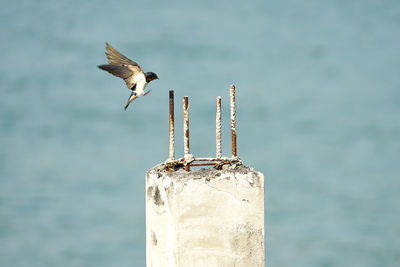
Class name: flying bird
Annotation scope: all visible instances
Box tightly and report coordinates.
[98,43,158,110]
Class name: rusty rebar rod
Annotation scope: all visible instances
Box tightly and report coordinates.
[169,157,236,162]
[168,90,175,161]
[216,96,222,159]
[190,162,217,167]
[230,84,237,157]
[163,156,242,171]
[183,96,190,171]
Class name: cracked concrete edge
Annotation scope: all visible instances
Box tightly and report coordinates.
[146,163,264,189]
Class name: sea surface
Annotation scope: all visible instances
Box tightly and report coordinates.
[1,0,400,266]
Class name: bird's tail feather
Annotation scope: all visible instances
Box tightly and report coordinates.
[124,92,138,110]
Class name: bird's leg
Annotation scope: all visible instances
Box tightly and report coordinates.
[144,90,152,96]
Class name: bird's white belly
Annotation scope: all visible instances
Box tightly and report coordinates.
[133,72,147,96]
[136,82,148,96]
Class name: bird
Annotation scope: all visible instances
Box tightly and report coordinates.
[98,42,158,110]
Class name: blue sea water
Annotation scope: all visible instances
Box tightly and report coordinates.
[1,0,400,266]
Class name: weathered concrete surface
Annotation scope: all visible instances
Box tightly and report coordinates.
[146,164,264,267]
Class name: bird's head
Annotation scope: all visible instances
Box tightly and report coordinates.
[145,72,159,83]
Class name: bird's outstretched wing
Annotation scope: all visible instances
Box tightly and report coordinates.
[97,64,140,90]
[105,43,142,71]
[97,64,132,79]
[99,43,146,90]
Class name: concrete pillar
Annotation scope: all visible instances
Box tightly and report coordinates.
[146,164,265,267]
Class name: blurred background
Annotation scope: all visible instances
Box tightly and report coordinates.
[1,0,399,266]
